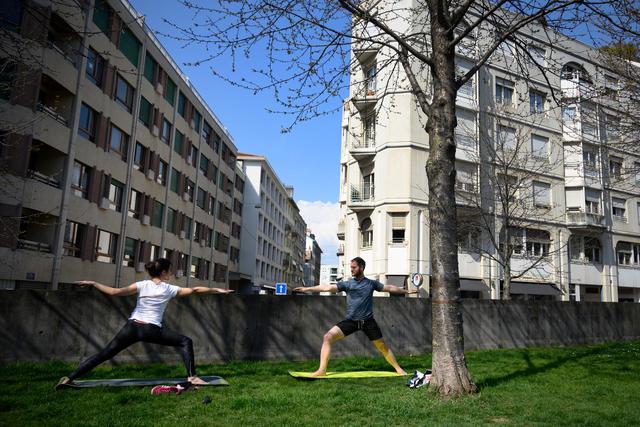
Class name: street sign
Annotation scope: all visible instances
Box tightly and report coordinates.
[275,283,287,295]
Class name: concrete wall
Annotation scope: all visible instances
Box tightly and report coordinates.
[1,291,640,364]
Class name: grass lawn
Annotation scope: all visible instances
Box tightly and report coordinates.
[1,341,639,426]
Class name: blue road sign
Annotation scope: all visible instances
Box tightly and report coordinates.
[275,283,287,295]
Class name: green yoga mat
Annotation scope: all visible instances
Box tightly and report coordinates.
[289,371,403,379]
[61,375,228,388]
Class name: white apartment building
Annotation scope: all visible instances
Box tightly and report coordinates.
[238,154,306,293]
[337,9,640,302]
[320,264,339,285]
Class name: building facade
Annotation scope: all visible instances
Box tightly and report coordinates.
[319,264,339,285]
[0,0,243,289]
[337,11,640,302]
[238,154,306,293]
[303,230,322,286]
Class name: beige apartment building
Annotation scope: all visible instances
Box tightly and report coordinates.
[337,9,640,302]
[237,153,306,293]
[0,0,244,290]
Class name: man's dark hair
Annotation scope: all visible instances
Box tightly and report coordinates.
[351,257,366,269]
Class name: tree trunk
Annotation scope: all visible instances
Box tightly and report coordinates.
[427,19,476,397]
[502,264,512,301]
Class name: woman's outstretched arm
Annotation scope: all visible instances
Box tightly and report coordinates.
[74,281,138,296]
[176,287,235,297]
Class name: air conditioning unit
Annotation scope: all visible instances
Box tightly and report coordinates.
[135,262,145,272]
[151,124,159,136]
[141,215,150,225]
[176,269,184,278]
[186,155,192,165]
[155,82,164,95]
[200,239,206,247]
[146,169,155,180]
[99,197,110,210]
[179,230,186,239]
[182,192,190,202]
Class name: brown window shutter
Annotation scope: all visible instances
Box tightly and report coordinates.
[183,138,191,160]
[147,197,156,220]
[5,134,32,177]
[152,63,160,87]
[11,65,41,110]
[170,250,179,268]
[102,64,115,96]
[80,224,97,261]
[146,151,156,174]
[141,147,150,175]
[20,2,50,42]
[153,153,160,174]
[137,193,146,220]
[143,194,151,216]
[95,115,108,150]
[153,107,161,129]
[103,119,112,152]
[109,13,122,46]
[0,203,21,250]
[175,211,183,233]
[87,169,103,203]
[102,173,112,199]
[206,162,214,180]
[161,70,168,96]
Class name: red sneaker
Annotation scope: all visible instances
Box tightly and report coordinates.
[151,384,186,395]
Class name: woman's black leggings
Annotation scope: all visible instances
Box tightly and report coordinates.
[68,320,196,380]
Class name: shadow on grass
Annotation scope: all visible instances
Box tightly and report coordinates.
[476,342,629,390]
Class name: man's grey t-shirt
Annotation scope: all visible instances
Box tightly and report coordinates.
[336,277,384,321]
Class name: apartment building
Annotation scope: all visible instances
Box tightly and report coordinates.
[237,154,306,293]
[319,264,339,286]
[337,11,640,302]
[303,230,322,286]
[0,0,243,289]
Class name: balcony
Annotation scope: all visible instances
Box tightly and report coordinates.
[27,140,65,188]
[17,209,57,254]
[336,244,344,256]
[350,138,376,160]
[349,184,375,211]
[336,220,345,239]
[351,84,378,112]
[561,74,596,100]
[566,210,606,229]
[37,74,74,127]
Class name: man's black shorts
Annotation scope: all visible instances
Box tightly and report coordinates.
[336,317,383,341]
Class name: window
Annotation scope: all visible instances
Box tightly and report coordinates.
[527,46,546,66]
[128,188,141,218]
[190,257,200,278]
[612,197,626,221]
[186,179,195,202]
[86,48,104,85]
[199,155,209,176]
[166,208,176,233]
[96,229,117,263]
[208,195,216,215]
[498,125,516,151]
[170,168,180,193]
[363,113,375,147]
[532,181,551,207]
[390,213,406,243]
[203,121,212,145]
[118,26,140,67]
[138,96,151,127]
[156,159,167,186]
[165,78,176,106]
[108,179,124,212]
[456,59,473,99]
[609,156,622,179]
[525,229,550,257]
[63,221,83,257]
[455,109,476,149]
[71,161,90,198]
[160,118,171,143]
[183,216,192,236]
[177,92,186,117]
[109,125,128,159]
[531,135,549,158]
[604,115,620,142]
[497,39,515,57]
[584,237,601,263]
[456,162,476,192]
[495,78,514,105]
[174,130,184,155]
[123,237,136,267]
[638,202,640,225]
[360,218,373,248]
[585,190,600,214]
[192,110,202,132]
[78,103,97,141]
[93,0,110,34]
[144,52,156,83]
[133,142,145,170]
[196,187,206,210]
[365,63,376,94]
[189,146,198,168]
[604,75,619,100]
[529,91,545,113]
[0,62,15,100]
[150,244,161,261]
[562,106,576,123]
[0,0,23,33]
[617,242,632,265]
[115,75,134,111]
[583,150,597,177]
[152,201,164,228]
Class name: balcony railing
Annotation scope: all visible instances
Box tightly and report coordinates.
[350,184,374,203]
[17,239,52,253]
[566,211,605,228]
[37,103,68,126]
[27,169,61,188]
